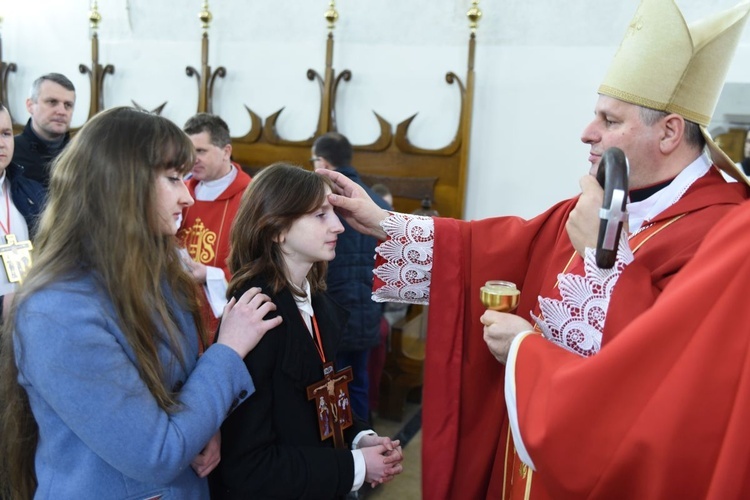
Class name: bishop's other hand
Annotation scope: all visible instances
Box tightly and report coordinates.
[480,310,534,364]
[566,175,605,256]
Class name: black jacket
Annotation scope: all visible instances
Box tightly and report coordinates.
[13,118,70,188]
[5,161,46,238]
[212,277,369,500]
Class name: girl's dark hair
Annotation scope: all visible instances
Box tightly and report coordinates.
[227,163,334,298]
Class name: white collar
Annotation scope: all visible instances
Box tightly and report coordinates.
[194,164,237,201]
[294,279,314,318]
[627,152,711,233]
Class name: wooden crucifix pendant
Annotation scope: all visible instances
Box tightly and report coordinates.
[306,362,354,449]
[0,234,33,284]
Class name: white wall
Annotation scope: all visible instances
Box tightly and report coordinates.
[3,0,749,219]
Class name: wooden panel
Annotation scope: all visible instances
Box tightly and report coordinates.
[715,128,748,163]
[2,7,478,221]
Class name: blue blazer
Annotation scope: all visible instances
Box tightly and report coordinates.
[14,273,254,499]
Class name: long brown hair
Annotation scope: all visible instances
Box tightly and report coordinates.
[0,107,205,499]
[227,163,333,299]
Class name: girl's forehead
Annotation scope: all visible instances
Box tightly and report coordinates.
[320,191,334,208]
[314,186,333,207]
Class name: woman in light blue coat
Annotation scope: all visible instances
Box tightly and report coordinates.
[0,107,282,500]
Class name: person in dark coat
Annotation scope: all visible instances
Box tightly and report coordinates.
[311,132,390,423]
[0,103,46,317]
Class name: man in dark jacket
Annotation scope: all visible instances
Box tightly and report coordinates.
[311,132,390,424]
[0,104,46,317]
[13,73,76,189]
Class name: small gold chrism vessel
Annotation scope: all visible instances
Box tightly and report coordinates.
[480,280,520,312]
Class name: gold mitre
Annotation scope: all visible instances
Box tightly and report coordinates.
[599,0,750,183]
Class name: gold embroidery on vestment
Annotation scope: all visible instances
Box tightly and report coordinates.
[185,218,217,264]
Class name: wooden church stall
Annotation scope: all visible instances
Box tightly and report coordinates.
[0,0,481,219]
[0,0,484,421]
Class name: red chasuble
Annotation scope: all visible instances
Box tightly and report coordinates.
[509,198,750,499]
[420,167,748,499]
[177,164,251,332]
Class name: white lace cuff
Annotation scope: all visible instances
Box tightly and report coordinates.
[532,234,634,357]
[372,212,434,305]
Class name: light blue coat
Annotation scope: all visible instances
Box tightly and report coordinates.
[14,274,254,499]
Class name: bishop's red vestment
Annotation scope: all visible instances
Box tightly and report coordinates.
[418,167,747,499]
[506,197,750,499]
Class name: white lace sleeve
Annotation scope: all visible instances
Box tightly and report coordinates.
[531,233,634,357]
[372,212,434,305]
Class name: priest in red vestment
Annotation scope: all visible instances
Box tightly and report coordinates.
[177,113,252,336]
[487,197,750,499]
[317,0,750,497]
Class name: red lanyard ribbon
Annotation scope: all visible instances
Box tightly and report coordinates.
[309,314,326,363]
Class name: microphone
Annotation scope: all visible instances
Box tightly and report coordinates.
[595,147,629,269]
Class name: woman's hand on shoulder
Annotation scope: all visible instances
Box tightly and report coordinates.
[216,287,282,358]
